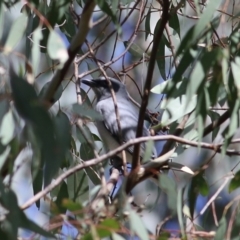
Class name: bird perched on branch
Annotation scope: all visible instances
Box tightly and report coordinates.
[81,77,157,166]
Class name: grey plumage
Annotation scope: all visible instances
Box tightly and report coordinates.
[81,77,156,164]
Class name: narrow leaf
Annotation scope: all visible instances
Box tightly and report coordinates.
[129,210,149,240]
[47,30,68,67]
[4,14,28,52]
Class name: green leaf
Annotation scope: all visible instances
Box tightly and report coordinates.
[111,233,125,240]
[151,78,188,97]
[67,164,89,203]
[47,29,68,67]
[230,211,240,239]
[223,100,240,139]
[54,110,71,157]
[0,110,15,145]
[9,66,38,120]
[95,0,121,34]
[32,27,43,76]
[159,174,177,212]
[123,41,147,59]
[154,19,169,80]
[0,137,20,181]
[129,210,149,240]
[80,143,101,185]
[111,0,118,13]
[176,0,222,55]
[39,81,63,104]
[177,189,185,238]
[231,57,240,95]
[187,61,205,102]
[121,0,134,4]
[166,50,194,96]
[62,11,76,41]
[55,181,69,213]
[0,100,9,123]
[142,140,154,163]
[193,0,222,45]
[169,12,180,38]
[9,67,62,186]
[208,110,220,141]
[32,170,43,209]
[97,218,120,238]
[76,125,98,144]
[160,95,197,125]
[196,86,210,139]
[229,171,240,193]
[0,4,5,38]
[188,172,208,219]
[72,103,103,121]
[100,218,119,230]
[145,7,151,40]
[183,129,198,143]
[0,181,55,239]
[4,14,28,52]
[214,217,227,240]
[61,199,83,212]
[86,61,100,79]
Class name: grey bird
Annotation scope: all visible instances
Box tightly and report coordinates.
[81,77,157,165]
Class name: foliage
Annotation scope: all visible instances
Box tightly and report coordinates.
[0,0,240,239]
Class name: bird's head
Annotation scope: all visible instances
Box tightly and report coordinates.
[81,77,128,101]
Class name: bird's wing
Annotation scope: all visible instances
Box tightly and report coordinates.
[99,100,156,160]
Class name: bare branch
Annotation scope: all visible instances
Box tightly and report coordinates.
[21,135,240,210]
[131,0,170,170]
[42,0,96,105]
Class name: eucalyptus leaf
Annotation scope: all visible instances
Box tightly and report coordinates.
[169,12,180,38]
[154,19,169,80]
[9,66,63,186]
[145,7,151,40]
[229,170,240,193]
[4,14,28,52]
[55,181,69,213]
[129,210,149,240]
[123,41,148,59]
[72,103,103,121]
[160,95,197,125]
[47,30,68,67]
[39,81,63,104]
[32,27,43,76]
[0,111,15,145]
[159,174,177,212]
[67,164,89,203]
[112,233,125,240]
[95,0,121,34]
[0,181,55,239]
[214,217,227,240]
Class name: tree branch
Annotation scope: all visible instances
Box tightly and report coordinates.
[42,0,96,105]
[203,110,230,137]
[131,0,170,170]
[21,135,240,209]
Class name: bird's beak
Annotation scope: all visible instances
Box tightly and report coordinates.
[81,79,95,87]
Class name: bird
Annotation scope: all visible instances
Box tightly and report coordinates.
[81,77,157,166]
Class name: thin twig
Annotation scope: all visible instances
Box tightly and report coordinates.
[76,0,141,65]
[226,202,239,240]
[200,175,233,215]
[203,110,230,137]
[211,201,218,227]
